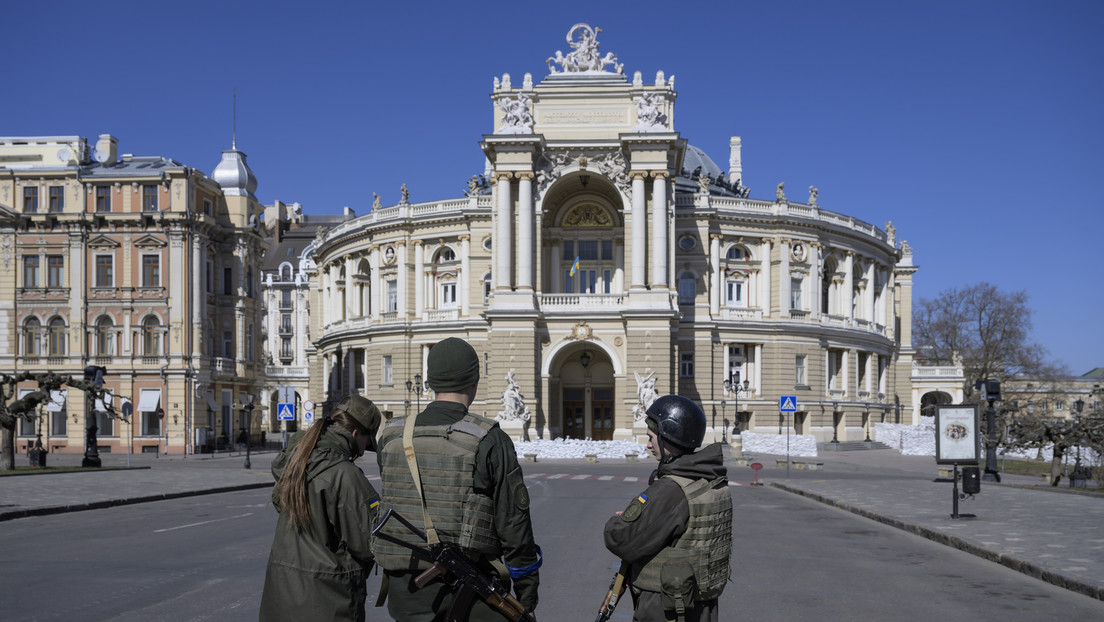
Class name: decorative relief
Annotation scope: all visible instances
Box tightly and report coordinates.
[791,242,808,263]
[633,92,668,133]
[496,92,534,135]
[546,24,623,75]
[563,204,613,227]
[569,321,592,340]
[536,149,628,194]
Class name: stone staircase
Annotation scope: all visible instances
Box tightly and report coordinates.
[818,440,892,452]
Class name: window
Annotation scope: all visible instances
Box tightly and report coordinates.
[23,186,38,213]
[23,255,40,288]
[727,345,746,386]
[142,255,160,287]
[796,355,807,386]
[206,261,213,293]
[439,282,457,308]
[50,394,67,437]
[281,288,292,308]
[142,184,158,212]
[95,255,113,287]
[139,390,162,437]
[828,350,844,390]
[24,318,42,356]
[386,281,398,312]
[678,235,697,251]
[725,278,746,308]
[48,318,66,356]
[281,314,292,333]
[246,324,254,361]
[280,338,292,359]
[726,246,745,260]
[222,331,234,358]
[96,317,114,356]
[223,267,233,295]
[247,268,255,298]
[203,198,212,216]
[96,186,111,212]
[676,272,694,304]
[47,255,64,288]
[483,273,492,303]
[790,277,803,310]
[561,239,614,294]
[436,248,456,262]
[383,355,393,385]
[680,352,695,377]
[143,317,162,356]
[1056,400,1065,411]
[49,186,64,212]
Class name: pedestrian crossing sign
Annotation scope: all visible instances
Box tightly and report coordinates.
[779,396,797,412]
[277,403,295,421]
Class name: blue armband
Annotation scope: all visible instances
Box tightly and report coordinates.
[507,545,543,579]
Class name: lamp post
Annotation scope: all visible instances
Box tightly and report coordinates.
[719,399,727,443]
[1074,398,1085,472]
[977,379,1001,482]
[82,365,105,468]
[406,373,423,414]
[831,402,840,444]
[725,374,750,437]
[239,394,254,469]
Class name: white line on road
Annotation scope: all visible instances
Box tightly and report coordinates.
[624,477,638,482]
[154,512,254,533]
[571,475,590,480]
[598,475,614,481]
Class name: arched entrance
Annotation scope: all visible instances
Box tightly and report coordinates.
[554,343,616,440]
[920,391,953,418]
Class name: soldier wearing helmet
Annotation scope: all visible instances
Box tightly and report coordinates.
[604,395,733,622]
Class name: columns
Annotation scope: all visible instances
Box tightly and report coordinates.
[414,240,424,319]
[650,173,668,287]
[759,239,771,315]
[844,252,854,322]
[550,239,562,292]
[495,174,513,291]
[614,241,625,293]
[813,244,824,320]
[396,242,407,317]
[460,235,471,316]
[778,239,790,317]
[517,173,534,291]
[863,260,875,322]
[754,344,763,392]
[709,234,721,315]
[844,349,853,397]
[631,173,647,289]
[344,256,356,320]
[191,235,203,355]
[369,246,380,321]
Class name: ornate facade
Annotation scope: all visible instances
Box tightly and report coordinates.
[308,26,919,443]
[0,134,266,454]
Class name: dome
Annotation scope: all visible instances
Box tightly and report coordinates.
[212,148,258,198]
[682,144,724,180]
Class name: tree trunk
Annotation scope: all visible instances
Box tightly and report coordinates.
[1,425,15,471]
[1049,446,1065,486]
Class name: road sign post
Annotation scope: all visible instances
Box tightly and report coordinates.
[780,396,797,479]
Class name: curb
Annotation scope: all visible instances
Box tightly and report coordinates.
[0,481,275,523]
[768,481,1104,602]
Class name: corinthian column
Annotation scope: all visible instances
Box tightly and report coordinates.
[414,240,424,319]
[631,173,646,289]
[460,235,471,316]
[710,234,721,315]
[517,173,534,290]
[495,173,513,291]
[650,173,668,287]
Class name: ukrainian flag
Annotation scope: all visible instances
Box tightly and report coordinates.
[569,256,580,277]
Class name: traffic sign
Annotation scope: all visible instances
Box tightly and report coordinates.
[156,408,165,420]
[304,410,314,424]
[303,400,315,412]
[779,396,797,412]
[277,403,296,421]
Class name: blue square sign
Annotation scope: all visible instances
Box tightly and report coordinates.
[277,403,296,421]
[779,396,797,412]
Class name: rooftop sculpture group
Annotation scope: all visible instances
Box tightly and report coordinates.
[547,24,623,75]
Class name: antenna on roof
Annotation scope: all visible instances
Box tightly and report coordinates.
[232,88,237,149]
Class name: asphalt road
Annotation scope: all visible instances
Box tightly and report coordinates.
[3,461,1103,621]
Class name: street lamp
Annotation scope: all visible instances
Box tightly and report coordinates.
[406,373,423,414]
[719,399,727,443]
[239,394,254,470]
[831,401,840,444]
[724,374,750,437]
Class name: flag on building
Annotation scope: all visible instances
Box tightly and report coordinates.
[570,256,580,276]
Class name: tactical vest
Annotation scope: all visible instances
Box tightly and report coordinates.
[373,412,502,571]
[632,474,733,602]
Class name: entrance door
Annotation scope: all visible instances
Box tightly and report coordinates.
[591,403,613,440]
[563,400,585,439]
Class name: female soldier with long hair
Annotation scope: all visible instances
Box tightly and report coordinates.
[259,395,382,622]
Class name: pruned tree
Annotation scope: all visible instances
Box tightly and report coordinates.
[1007,415,1078,486]
[0,371,117,471]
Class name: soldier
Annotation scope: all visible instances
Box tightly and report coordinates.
[604,395,733,622]
[373,337,541,620]
[260,394,383,622]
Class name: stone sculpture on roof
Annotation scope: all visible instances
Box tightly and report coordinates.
[547,24,623,75]
[633,91,668,132]
[497,92,534,134]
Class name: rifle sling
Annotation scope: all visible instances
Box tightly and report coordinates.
[402,411,441,546]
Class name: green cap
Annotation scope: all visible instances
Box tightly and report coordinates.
[427,337,480,393]
[335,395,381,451]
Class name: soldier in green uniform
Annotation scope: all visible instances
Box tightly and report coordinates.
[373,337,541,620]
[604,395,733,622]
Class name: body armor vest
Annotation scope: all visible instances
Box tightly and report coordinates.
[373,413,501,571]
[632,474,733,601]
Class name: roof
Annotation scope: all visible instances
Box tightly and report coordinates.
[80,156,184,177]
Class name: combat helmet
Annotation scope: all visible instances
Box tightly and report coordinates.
[645,395,706,453]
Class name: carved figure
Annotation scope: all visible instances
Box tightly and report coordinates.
[633,92,668,132]
[632,371,659,422]
[776,182,786,202]
[698,173,713,195]
[808,186,819,206]
[497,371,532,422]
[885,221,897,246]
[497,92,534,135]
[400,184,409,204]
[372,193,381,210]
[467,176,481,196]
[547,24,623,74]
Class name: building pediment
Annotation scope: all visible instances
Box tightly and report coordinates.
[87,235,120,249]
[133,235,166,249]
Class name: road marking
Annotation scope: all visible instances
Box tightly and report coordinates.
[154,512,254,533]
[598,475,614,481]
[571,475,590,480]
[624,477,639,482]
[547,474,568,479]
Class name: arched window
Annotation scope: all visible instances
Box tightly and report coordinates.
[678,272,696,304]
[280,264,292,281]
[96,316,114,356]
[143,316,162,357]
[483,273,492,304]
[48,317,66,356]
[726,246,746,260]
[24,317,42,356]
[435,247,456,263]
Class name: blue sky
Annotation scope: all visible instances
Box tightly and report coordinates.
[5,1,1102,374]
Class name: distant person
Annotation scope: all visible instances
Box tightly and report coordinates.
[604,395,733,622]
[259,395,383,622]
[373,337,541,620]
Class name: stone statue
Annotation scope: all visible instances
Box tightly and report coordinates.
[497,371,532,422]
[497,92,534,135]
[467,175,480,197]
[633,92,668,132]
[372,193,381,210]
[400,184,409,204]
[808,186,819,206]
[900,240,912,254]
[698,173,713,195]
[632,371,658,422]
[885,221,896,246]
[547,23,623,74]
[776,182,786,202]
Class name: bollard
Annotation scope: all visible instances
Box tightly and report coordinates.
[524,454,538,463]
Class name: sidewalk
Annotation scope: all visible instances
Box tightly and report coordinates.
[739,448,1104,601]
[2,446,1102,602]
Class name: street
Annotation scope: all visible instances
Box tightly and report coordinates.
[2,460,1103,621]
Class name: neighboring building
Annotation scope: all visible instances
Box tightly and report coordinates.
[308,25,919,443]
[1003,371,1104,421]
[0,134,265,454]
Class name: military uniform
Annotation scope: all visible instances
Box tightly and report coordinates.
[604,443,732,622]
[259,425,381,622]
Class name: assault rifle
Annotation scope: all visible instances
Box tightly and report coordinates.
[372,508,536,622]
[594,561,628,622]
